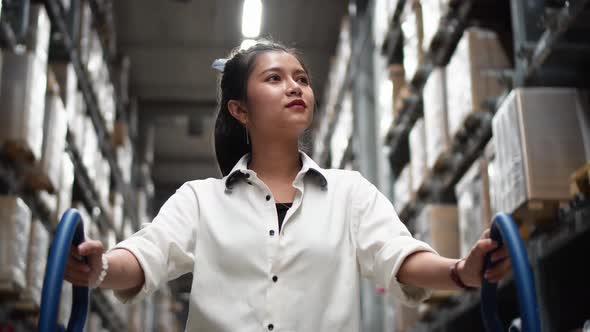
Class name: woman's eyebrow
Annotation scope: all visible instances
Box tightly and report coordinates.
[258,67,308,77]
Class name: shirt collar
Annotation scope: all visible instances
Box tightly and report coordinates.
[224,150,328,190]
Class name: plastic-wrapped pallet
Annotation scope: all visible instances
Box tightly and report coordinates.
[25,5,50,66]
[446,28,510,139]
[421,0,447,51]
[50,62,78,117]
[401,0,424,82]
[394,165,412,213]
[58,283,72,327]
[423,67,450,170]
[409,118,427,194]
[55,152,75,226]
[492,88,588,216]
[39,86,68,192]
[0,196,32,294]
[0,51,47,162]
[414,204,459,258]
[455,159,492,257]
[23,219,49,309]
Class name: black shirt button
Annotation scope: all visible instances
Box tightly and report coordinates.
[265,195,271,201]
[272,276,278,282]
[268,324,274,331]
[269,230,275,236]
[245,173,250,178]
[247,181,252,185]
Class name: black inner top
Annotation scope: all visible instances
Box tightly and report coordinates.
[275,203,293,232]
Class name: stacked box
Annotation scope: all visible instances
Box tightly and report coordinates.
[50,62,78,117]
[421,0,447,50]
[0,197,32,293]
[455,159,492,257]
[401,0,424,81]
[415,204,459,258]
[25,5,51,66]
[423,67,450,170]
[446,28,510,139]
[0,52,48,162]
[23,219,49,308]
[55,152,75,225]
[492,88,588,215]
[394,165,412,213]
[409,118,427,193]
[39,90,68,192]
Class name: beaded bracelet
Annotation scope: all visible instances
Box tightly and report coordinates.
[450,259,475,290]
[90,254,109,289]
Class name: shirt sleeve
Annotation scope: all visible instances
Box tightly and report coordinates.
[351,172,438,306]
[110,182,198,304]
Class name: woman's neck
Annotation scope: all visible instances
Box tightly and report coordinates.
[248,140,301,182]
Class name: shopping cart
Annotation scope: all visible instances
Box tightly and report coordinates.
[37,209,89,332]
[481,213,541,332]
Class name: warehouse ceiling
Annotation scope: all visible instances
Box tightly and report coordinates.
[113,0,347,206]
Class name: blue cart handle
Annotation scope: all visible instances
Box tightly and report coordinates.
[480,213,541,332]
[38,209,89,332]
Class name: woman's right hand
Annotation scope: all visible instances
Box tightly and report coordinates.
[64,239,105,287]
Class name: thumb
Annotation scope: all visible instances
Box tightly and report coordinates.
[473,238,499,257]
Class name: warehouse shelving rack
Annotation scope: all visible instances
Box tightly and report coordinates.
[376,0,590,331]
[0,0,133,330]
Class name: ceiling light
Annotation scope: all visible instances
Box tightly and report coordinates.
[240,39,257,50]
[242,0,262,38]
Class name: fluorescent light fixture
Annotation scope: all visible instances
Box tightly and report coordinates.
[240,39,257,50]
[242,0,262,38]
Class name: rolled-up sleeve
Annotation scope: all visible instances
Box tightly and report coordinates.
[351,172,437,306]
[110,182,198,304]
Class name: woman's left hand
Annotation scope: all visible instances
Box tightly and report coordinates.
[458,229,512,288]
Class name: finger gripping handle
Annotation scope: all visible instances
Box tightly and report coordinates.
[38,209,89,332]
[480,213,540,332]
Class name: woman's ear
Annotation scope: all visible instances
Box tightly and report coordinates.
[227,100,248,126]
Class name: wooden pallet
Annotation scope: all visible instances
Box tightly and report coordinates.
[570,163,590,196]
[512,199,568,239]
[1,140,37,164]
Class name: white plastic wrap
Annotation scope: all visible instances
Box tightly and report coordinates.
[40,92,68,192]
[0,51,47,161]
[51,62,78,117]
[421,0,446,50]
[394,165,412,213]
[455,160,490,257]
[414,204,459,258]
[492,88,588,214]
[401,0,423,82]
[0,196,32,292]
[423,67,450,170]
[446,28,510,139]
[26,5,50,65]
[56,152,75,225]
[25,219,49,307]
[409,118,427,193]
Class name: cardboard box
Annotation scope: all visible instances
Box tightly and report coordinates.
[23,219,49,308]
[0,52,47,162]
[26,5,50,65]
[446,28,510,139]
[455,159,492,257]
[409,118,427,193]
[39,92,68,192]
[401,0,424,82]
[423,67,450,170]
[421,0,447,50]
[415,204,459,258]
[394,166,413,213]
[0,196,32,293]
[492,88,588,214]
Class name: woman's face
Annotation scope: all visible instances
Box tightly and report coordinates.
[244,51,315,140]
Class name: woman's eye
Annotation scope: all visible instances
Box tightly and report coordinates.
[296,76,309,85]
[266,75,280,82]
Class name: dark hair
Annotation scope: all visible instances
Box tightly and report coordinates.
[214,40,313,176]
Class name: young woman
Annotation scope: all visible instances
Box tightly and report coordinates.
[65,41,511,331]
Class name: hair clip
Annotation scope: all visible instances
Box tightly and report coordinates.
[211,58,228,73]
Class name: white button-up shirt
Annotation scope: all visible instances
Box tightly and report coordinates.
[112,151,436,332]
